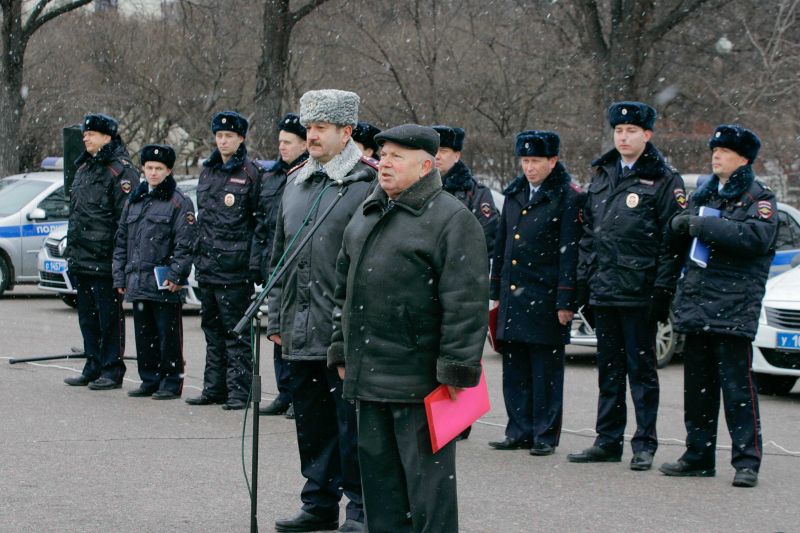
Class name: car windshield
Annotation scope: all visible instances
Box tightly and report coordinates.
[0,179,52,216]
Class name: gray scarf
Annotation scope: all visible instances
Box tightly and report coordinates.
[294,138,363,184]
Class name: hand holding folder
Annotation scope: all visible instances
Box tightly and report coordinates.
[424,368,490,453]
[689,206,721,268]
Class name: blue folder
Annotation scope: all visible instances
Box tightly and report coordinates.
[153,266,188,290]
[689,206,721,268]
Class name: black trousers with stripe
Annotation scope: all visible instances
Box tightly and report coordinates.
[132,300,184,394]
[74,274,126,382]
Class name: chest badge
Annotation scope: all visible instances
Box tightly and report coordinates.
[626,193,639,208]
[224,193,235,207]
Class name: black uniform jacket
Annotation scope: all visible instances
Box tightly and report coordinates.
[65,139,140,277]
[577,142,686,306]
[670,165,777,340]
[252,152,308,279]
[327,169,488,403]
[442,160,499,262]
[193,144,262,285]
[112,175,197,303]
[490,163,586,345]
[266,151,377,361]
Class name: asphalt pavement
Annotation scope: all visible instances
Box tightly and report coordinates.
[2,286,799,532]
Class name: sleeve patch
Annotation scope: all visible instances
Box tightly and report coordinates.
[120,179,132,193]
[757,201,773,219]
[480,202,493,218]
[186,212,196,225]
[673,188,687,209]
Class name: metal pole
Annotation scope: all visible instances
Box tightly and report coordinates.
[251,313,262,533]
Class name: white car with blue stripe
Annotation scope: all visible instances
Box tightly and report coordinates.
[0,171,69,296]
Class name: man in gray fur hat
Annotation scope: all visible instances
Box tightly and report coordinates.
[267,89,376,533]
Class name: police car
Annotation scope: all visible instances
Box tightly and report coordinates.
[0,170,70,297]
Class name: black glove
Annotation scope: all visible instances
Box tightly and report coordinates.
[649,288,673,324]
[249,269,265,286]
[670,215,690,235]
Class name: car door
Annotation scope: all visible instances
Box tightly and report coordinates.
[21,185,69,279]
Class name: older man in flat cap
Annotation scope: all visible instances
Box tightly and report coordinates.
[328,124,488,532]
[267,89,376,533]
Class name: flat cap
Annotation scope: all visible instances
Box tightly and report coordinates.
[375,124,440,157]
[140,144,176,169]
[709,124,761,163]
[431,125,465,151]
[81,113,119,137]
[299,89,359,127]
[608,101,657,130]
[515,130,560,157]
[278,113,306,140]
[212,111,248,137]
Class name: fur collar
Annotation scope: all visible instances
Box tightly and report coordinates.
[442,160,474,192]
[503,161,571,201]
[204,143,248,173]
[130,174,177,203]
[592,142,670,180]
[270,152,308,174]
[692,164,755,205]
[294,139,362,184]
[74,138,129,168]
[363,169,443,216]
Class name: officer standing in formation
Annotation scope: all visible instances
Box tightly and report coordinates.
[113,144,197,399]
[352,121,381,161]
[185,111,263,411]
[433,124,499,262]
[328,124,488,532]
[489,130,585,456]
[64,113,139,390]
[570,102,686,470]
[660,125,776,488]
[267,90,376,533]
[255,112,308,418]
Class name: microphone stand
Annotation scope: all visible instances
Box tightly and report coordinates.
[233,184,350,533]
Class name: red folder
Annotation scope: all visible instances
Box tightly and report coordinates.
[488,305,499,352]
[424,369,491,453]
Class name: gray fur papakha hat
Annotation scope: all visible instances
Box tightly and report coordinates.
[299,89,359,127]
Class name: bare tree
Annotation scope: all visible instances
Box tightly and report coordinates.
[0,0,93,174]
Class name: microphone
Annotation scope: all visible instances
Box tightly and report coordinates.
[334,169,374,186]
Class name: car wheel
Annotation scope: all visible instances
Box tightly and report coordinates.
[0,255,10,297]
[655,315,676,368]
[59,293,78,308]
[754,373,797,396]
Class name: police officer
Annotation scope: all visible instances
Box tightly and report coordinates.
[185,111,263,411]
[569,102,686,470]
[660,125,775,488]
[113,144,196,399]
[352,121,381,161]
[64,113,139,390]
[255,113,308,417]
[488,131,585,456]
[432,124,499,262]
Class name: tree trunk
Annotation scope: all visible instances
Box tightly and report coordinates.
[0,0,25,176]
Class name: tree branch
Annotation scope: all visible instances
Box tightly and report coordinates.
[23,0,93,40]
[648,0,713,45]
[291,0,331,25]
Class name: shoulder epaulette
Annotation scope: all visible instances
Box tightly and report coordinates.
[288,160,308,174]
[360,156,379,170]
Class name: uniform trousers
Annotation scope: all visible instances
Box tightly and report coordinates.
[290,361,363,522]
[198,283,252,402]
[502,342,564,447]
[132,300,184,394]
[357,400,458,533]
[681,333,762,471]
[74,274,126,382]
[273,343,292,404]
[593,305,659,455]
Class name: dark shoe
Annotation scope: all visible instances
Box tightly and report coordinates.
[221,398,247,410]
[567,446,621,463]
[88,377,122,390]
[338,518,365,532]
[530,443,555,456]
[630,451,654,471]
[127,386,155,397]
[274,509,338,532]
[488,437,531,450]
[285,404,295,419]
[152,390,180,400]
[733,468,758,488]
[659,459,715,477]
[64,375,92,386]
[258,398,289,416]
[185,395,226,406]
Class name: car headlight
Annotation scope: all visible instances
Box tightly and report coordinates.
[58,238,67,256]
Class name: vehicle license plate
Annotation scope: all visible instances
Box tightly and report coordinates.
[44,260,67,273]
[776,332,800,351]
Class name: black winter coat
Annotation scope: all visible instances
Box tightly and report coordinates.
[670,165,777,340]
[65,139,140,277]
[577,142,686,306]
[442,160,499,263]
[328,169,488,402]
[193,144,262,285]
[112,175,197,303]
[252,152,308,279]
[490,163,586,345]
[267,141,377,361]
